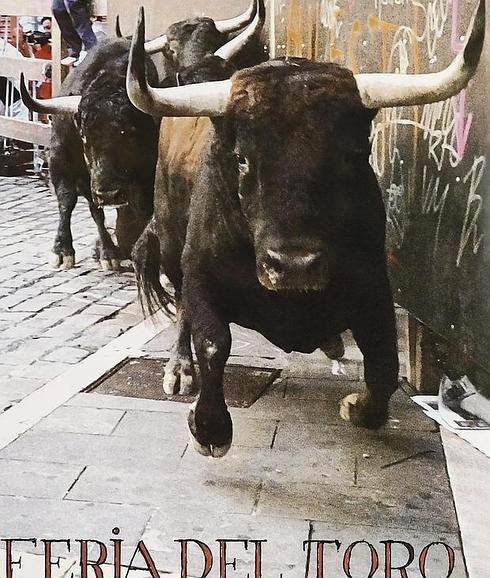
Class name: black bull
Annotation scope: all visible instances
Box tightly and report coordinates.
[132,60,398,457]
[129,0,485,458]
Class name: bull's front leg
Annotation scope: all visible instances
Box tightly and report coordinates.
[87,198,121,271]
[184,280,232,458]
[51,185,78,269]
[341,278,399,429]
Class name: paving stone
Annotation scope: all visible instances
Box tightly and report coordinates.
[65,393,190,414]
[0,495,152,548]
[81,303,121,317]
[0,430,187,471]
[178,444,354,487]
[2,338,59,365]
[37,302,90,321]
[112,410,191,443]
[0,315,60,340]
[48,278,94,294]
[0,459,84,499]
[65,464,259,514]
[255,479,457,533]
[37,406,125,435]
[0,286,44,310]
[43,315,106,339]
[9,360,72,380]
[141,509,310,577]
[0,376,43,400]
[43,346,91,365]
[10,292,65,313]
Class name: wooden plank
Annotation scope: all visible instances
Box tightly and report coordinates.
[50,20,62,95]
[0,116,50,146]
[0,56,50,82]
[93,0,108,15]
[1,0,106,16]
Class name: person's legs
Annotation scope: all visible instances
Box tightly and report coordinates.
[51,0,82,56]
[65,0,97,51]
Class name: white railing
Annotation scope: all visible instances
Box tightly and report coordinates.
[0,0,107,146]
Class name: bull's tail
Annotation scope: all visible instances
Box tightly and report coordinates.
[132,224,175,318]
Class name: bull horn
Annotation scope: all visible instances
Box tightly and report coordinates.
[127,7,231,117]
[115,14,123,38]
[20,73,81,114]
[214,0,265,61]
[355,0,485,108]
[144,33,169,55]
[215,0,257,34]
[116,13,169,53]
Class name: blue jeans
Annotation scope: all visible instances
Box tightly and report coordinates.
[52,0,97,56]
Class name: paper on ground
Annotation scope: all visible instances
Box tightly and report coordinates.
[412,395,490,458]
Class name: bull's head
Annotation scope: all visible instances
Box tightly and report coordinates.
[164,0,261,69]
[115,0,259,57]
[127,0,484,292]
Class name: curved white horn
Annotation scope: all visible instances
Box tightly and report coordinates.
[115,13,168,53]
[127,7,232,117]
[215,0,257,34]
[355,0,485,108]
[215,0,265,61]
[144,34,169,55]
[20,73,81,115]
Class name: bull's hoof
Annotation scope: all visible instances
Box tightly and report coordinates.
[190,435,232,458]
[163,356,194,395]
[340,392,388,429]
[50,252,75,270]
[99,258,121,271]
[187,403,232,459]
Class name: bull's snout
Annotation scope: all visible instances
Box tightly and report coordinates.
[93,189,128,208]
[257,245,328,292]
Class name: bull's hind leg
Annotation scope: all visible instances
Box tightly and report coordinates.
[87,198,121,271]
[340,279,399,429]
[184,280,232,458]
[163,300,194,396]
[322,334,345,360]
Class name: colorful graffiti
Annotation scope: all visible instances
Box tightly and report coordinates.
[270,0,486,270]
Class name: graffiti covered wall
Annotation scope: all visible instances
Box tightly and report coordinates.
[270,0,489,387]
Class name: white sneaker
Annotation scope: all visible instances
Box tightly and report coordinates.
[73,51,87,67]
[60,55,77,66]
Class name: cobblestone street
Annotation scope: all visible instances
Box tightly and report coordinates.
[0,176,142,413]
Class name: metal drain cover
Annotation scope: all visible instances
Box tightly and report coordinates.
[90,358,280,408]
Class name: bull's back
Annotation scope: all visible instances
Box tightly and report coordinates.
[159,117,211,183]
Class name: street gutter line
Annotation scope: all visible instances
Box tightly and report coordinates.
[0,310,171,451]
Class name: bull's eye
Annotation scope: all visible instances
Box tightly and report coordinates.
[120,130,125,136]
[235,153,249,175]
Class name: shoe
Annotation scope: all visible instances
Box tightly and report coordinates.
[73,51,87,67]
[61,55,78,66]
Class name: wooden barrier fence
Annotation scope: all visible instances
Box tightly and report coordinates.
[0,0,107,146]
